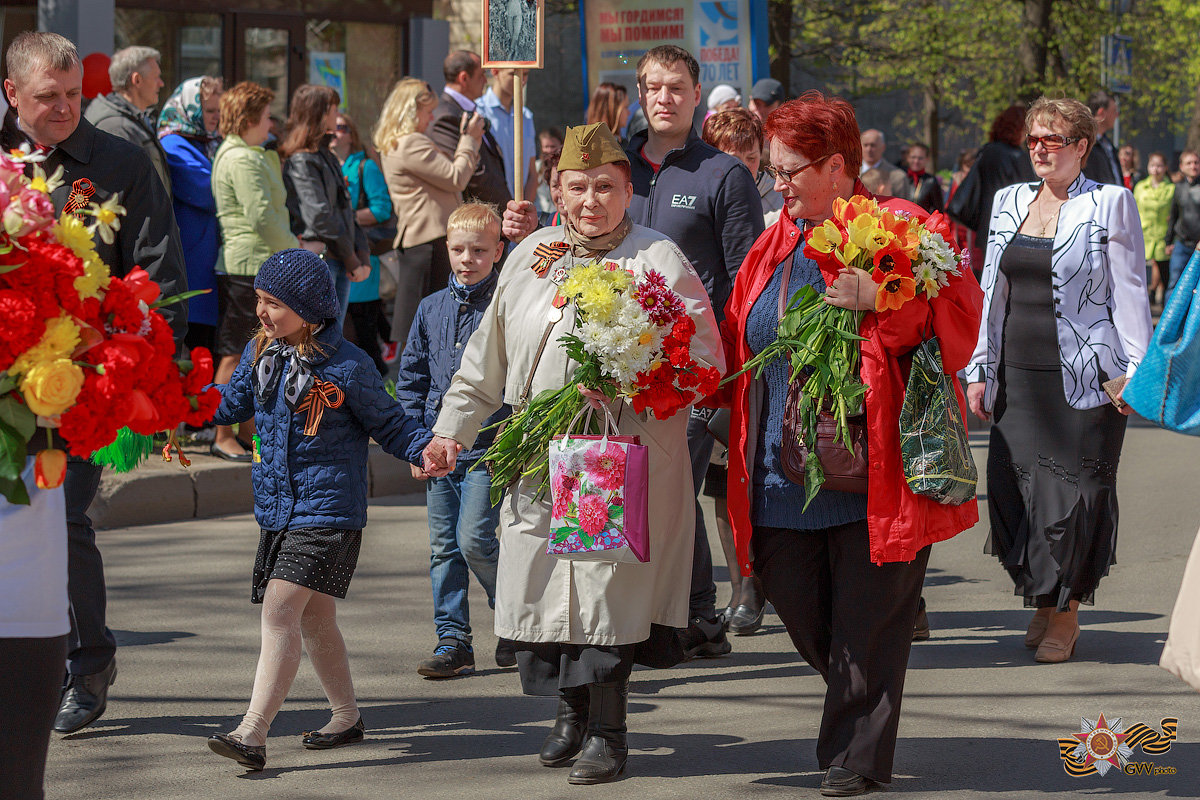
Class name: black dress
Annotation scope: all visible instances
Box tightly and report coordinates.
[986,234,1127,611]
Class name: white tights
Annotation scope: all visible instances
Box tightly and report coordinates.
[230,579,359,746]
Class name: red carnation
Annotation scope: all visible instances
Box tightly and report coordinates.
[0,289,44,371]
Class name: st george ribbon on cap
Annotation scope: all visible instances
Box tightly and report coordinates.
[558,122,630,172]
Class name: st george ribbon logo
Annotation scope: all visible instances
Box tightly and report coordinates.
[1057,713,1178,777]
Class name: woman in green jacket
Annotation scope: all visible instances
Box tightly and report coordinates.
[1134,152,1176,307]
[210,81,300,460]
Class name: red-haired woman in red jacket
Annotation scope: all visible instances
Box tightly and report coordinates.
[717,92,983,797]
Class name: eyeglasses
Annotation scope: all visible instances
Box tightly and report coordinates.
[335,123,349,132]
[764,154,832,183]
[1026,134,1080,151]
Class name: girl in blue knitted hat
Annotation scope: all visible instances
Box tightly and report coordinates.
[205,248,433,771]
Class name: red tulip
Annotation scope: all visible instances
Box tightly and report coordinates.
[35,448,67,489]
[123,267,161,306]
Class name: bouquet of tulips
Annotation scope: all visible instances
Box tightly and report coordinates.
[0,149,220,504]
[736,195,963,503]
[482,261,719,505]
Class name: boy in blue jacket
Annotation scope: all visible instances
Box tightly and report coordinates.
[206,249,431,771]
[397,203,513,678]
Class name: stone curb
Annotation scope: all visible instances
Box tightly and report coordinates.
[90,443,426,529]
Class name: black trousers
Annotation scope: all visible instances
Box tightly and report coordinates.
[753,520,929,784]
[0,635,68,800]
[345,298,389,376]
[686,411,717,620]
[64,457,115,676]
[391,238,451,351]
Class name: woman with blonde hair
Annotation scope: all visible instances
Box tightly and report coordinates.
[374,77,485,346]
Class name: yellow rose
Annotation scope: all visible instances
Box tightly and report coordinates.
[21,359,84,417]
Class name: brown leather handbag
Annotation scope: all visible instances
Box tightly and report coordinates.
[776,263,869,493]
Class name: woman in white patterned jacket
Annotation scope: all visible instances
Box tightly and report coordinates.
[966,97,1152,665]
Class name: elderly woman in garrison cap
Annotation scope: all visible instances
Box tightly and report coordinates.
[423,123,723,785]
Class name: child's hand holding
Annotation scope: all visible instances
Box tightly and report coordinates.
[410,463,429,481]
[423,435,462,477]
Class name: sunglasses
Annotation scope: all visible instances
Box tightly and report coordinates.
[335,123,350,132]
[764,153,833,183]
[1026,134,1080,151]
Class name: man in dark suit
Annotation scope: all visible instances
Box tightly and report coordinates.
[1083,89,1123,186]
[428,50,511,209]
[2,31,186,735]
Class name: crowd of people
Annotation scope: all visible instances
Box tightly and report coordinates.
[0,26,1194,800]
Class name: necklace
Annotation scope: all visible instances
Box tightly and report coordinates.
[1035,190,1066,237]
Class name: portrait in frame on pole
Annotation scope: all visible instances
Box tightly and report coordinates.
[482,0,544,68]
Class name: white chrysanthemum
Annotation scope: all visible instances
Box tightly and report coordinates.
[915,227,960,298]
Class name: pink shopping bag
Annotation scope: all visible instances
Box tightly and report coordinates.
[547,406,650,563]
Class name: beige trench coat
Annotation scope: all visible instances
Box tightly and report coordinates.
[433,224,724,646]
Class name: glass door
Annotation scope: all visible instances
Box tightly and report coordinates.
[228,13,305,118]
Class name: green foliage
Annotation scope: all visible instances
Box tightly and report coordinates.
[781,0,1199,149]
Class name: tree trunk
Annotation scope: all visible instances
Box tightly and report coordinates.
[1189,80,1200,155]
[769,0,793,94]
[924,85,940,168]
[1017,0,1053,100]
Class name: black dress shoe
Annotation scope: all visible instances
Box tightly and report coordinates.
[820,766,877,797]
[912,596,931,642]
[302,717,365,750]
[208,732,266,770]
[54,660,117,733]
[728,602,765,635]
[210,443,252,462]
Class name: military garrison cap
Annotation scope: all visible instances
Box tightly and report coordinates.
[558,122,630,172]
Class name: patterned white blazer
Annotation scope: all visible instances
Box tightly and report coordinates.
[966,173,1153,411]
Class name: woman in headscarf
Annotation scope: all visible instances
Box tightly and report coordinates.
[423,123,722,785]
[158,75,223,351]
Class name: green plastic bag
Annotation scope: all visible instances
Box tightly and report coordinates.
[899,337,977,505]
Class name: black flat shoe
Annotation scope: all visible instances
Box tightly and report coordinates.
[208,732,266,771]
[302,717,365,750]
[820,766,877,797]
[210,443,252,462]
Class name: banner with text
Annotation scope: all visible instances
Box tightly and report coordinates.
[583,0,756,103]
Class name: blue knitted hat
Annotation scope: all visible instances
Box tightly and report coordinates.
[254,249,340,324]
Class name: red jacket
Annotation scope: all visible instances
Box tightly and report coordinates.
[718,190,984,573]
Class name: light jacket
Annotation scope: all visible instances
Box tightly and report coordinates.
[967,174,1153,411]
[212,134,298,276]
[1134,176,1175,262]
[380,131,480,249]
[719,191,984,570]
[84,92,172,199]
[211,324,428,531]
[432,224,724,645]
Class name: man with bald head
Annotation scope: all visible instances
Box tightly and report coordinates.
[2,30,186,736]
[860,128,904,193]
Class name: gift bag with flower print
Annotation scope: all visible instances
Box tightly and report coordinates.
[547,407,650,563]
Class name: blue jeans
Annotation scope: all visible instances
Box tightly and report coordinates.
[326,257,351,324]
[1165,240,1196,306]
[426,465,500,644]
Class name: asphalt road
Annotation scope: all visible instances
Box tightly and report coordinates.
[43,418,1200,799]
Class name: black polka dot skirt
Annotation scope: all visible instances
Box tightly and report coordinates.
[251,527,362,603]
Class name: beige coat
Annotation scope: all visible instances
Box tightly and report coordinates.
[434,224,724,645]
[380,131,480,249]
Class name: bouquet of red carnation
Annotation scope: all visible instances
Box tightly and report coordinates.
[0,150,220,504]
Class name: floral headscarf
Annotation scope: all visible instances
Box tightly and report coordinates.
[157,77,220,151]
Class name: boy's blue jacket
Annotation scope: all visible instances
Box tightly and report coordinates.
[396,270,510,466]
[212,323,429,531]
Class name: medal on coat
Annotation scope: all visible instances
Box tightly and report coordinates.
[548,290,568,322]
[531,241,569,277]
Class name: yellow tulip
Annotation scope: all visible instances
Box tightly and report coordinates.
[807,219,846,253]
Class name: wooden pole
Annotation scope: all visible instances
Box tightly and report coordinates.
[513,72,524,203]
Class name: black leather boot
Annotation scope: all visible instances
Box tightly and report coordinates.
[567,680,628,784]
[539,685,590,766]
